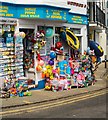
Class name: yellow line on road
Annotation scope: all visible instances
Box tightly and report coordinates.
[23,101,33,104]
[28,91,107,113]
[1,89,107,116]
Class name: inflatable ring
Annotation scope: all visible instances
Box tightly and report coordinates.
[60,28,79,50]
[66,28,79,50]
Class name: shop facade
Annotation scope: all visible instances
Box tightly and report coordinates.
[0,0,88,92]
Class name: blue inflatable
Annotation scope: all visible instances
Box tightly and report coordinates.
[60,28,66,41]
[89,41,104,57]
[45,28,54,38]
[50,51,56,59]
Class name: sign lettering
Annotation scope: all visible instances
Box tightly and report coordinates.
[20,7,40,18]
[0,5,14,17]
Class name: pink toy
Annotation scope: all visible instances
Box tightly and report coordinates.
[71,69,74,75]
[38,60,44,66]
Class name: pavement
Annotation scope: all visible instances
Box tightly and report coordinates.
[1,62,108,109]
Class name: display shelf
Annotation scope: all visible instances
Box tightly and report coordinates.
[0,36,16,81]
[0,35,24,81]
[15,36,24,80]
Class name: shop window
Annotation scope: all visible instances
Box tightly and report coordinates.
[55,27,69,54]
[19,29,35,72]
[55,27,61,34]
[77,36,82,52]
[37,26,53,55]
[70,28,81,34]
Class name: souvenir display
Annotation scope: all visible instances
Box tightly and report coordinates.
[0,28,29,98]
[0,25,100,98]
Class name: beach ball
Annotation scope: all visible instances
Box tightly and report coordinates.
[50,52,56,59]
[45,28,54,38]
[38,60,44,66]
[36,65,42,71]
[55,42,62,49]
[48,59,54,65]
[20,32,26,38]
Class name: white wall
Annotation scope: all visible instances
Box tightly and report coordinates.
[18,19,36,29]
[81,25,88,54]
[99,29,107,60]
[95,32,99,43]
[106,46,108,60]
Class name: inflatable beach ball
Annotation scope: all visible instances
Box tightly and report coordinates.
[20,32,26,38]
[45,28,54,38]
[48,59,54,65]
[50,52,56,59]
[55,42,62,49]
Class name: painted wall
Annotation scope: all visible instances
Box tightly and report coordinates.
[106,46,108,60]
[81,25,88,54]
[99,30,107,61]
[95,32,99,43]
[1,0,87,15]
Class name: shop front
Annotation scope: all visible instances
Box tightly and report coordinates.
[0,1,91,98]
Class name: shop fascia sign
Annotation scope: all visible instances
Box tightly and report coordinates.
[0,4,16,18]
[67,14,88,25]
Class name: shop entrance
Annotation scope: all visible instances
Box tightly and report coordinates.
[19,28,35,76]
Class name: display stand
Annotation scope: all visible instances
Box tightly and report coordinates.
[0,35,16,82]
[15,36,24,80]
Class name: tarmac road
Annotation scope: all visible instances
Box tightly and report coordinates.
[2,90,107,119]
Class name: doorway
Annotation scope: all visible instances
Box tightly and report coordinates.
[19,28,35,75]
